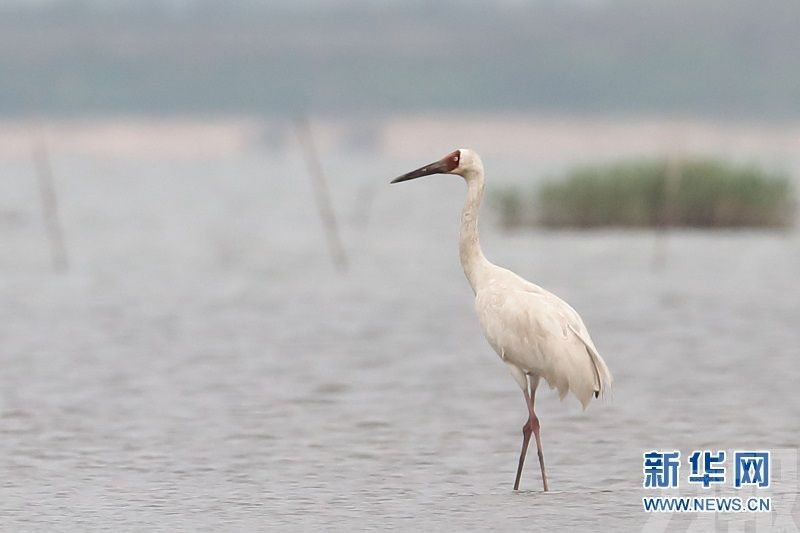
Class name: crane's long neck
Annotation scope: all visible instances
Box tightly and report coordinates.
[459,169,491,293]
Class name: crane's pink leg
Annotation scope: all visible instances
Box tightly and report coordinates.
[528,385,548,491]
[513,384,549,491]
[513,396,532,491]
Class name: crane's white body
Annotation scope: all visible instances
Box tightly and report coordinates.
[455,149,612,406]
[474,267,611,407]
[391,148,612,490]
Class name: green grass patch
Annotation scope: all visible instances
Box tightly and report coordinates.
[492,158,795,229]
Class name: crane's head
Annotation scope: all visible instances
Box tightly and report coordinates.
[390,149,482,184]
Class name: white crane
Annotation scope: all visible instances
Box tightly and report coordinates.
[390,149,613,491]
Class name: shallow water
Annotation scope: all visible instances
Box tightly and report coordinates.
[0,152,798,531]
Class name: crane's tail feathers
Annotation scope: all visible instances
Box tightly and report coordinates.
[567,324,613,400]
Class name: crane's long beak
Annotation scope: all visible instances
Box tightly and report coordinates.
[390,159,450,184]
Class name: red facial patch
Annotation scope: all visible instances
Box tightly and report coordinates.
[443,150,460,172]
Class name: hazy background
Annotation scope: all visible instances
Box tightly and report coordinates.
[1,1,798,531]
[2,0,800,118]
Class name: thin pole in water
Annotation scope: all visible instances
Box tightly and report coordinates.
[653,128,684,270]
[32,131,69,272]
[293,116,348,272]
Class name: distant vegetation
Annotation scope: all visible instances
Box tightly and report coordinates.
[492,159,795,229]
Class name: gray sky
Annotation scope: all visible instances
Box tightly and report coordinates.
[2,0,798,119]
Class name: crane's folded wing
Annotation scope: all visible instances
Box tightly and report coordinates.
[476,285,612,408]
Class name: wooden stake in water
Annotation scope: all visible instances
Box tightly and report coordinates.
[293,117,348,272]
[653,154,681,270]
[32,135,69,272]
